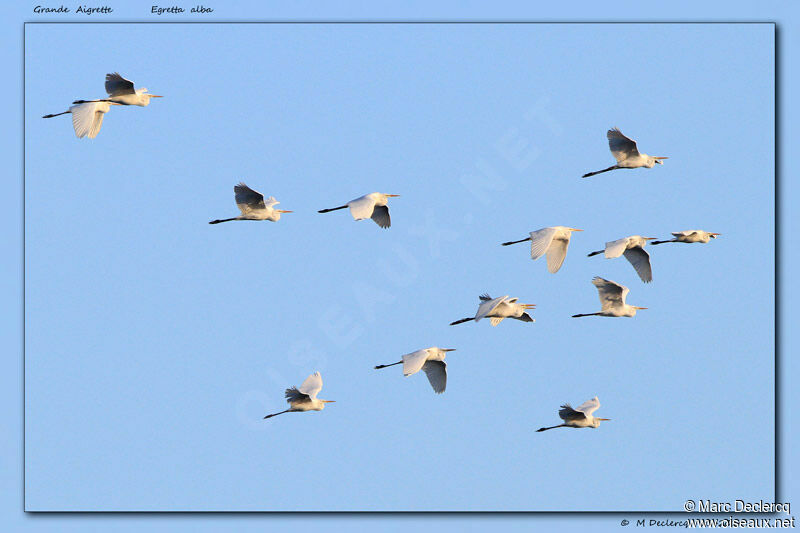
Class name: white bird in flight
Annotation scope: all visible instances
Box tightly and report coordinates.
[583,128,667,178]
[651,230,720,245]
[450,294,535,326]
[536,397,610,432]
[318,193,400,228]
[263,372,335,419]
[572,277,647,318]
[209,183,292,224]
[374,347,456,394]
[73,72,163,107]
[42,101,120,139]
[501,226,583,273]
[587,235,656,283]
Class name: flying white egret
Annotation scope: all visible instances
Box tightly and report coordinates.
[501,226,583,273]
[374,347,456,394]
[587,235,656,283]
[73,72,163,107]
[42,101,120,139]
[209,183,292,224]
[263,372,334,419]
[651,230,720,245]
[572,277,646,318]
[450,294,535,326]
[318,193,400,228]
[583,128,667,178]
[536,397,610,432]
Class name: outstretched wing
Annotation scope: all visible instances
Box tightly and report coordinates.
[70,102,107,139]
[603,237,629,259]
[234,183,266,214]
[607,127,640,162]
[105,72,136,96]
[558,404,586,423]
[529,227,557,261]
[284,386,310,404]
[422,360,447,394]
[347,194,376,221]
[401,349,429,377]
[475,295,507,322]
[545,234,570,273]
[264,196,279,209]
[575,396,601,417]
[370,205,391,228]
[623,247,653,283]
[592,276,627,311]
[297,372,323,401]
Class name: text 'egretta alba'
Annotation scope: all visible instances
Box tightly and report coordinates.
[588,235,655,283]
[502,226,583,273]
[74,72,163,107]
[263,372,334,419]
[583,128,667,178]
[375,347,455,394]
[318,193,399,228]
[43,101,120,139]
[651,230,720,245]
[572,277,646,318]
[450,294,535,326]
[209,183,292,224]
[537,397,610,432]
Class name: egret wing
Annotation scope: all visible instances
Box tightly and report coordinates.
[264,196,279,209]
[475,295,507,322]
[284,386,310,403]
[623,247,653,283]
[489,317,505,326]
[422,360,447,394]
[575,396,600,417]
[298,372,323,400]
[528,227,557,261]
[607,127,640,162]
[105,72,136,96]
[401,349,429,377]
[545,234,570,273]
[558,404,586,422]
[604,237,629,259]
[347,194,376,221]
[70,102,105,139]
[592,277,626,311]
[370,205,391,228]
[234,183,266,214]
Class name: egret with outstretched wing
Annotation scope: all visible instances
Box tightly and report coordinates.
[501,226,583,273]
[318,193,399,228]
[210,183,292,224]
[537,397,610,431]
[583,128,667,178]
[588,235,656,283]
[572,277,646,318]
[651,230,720,245]
[450,294,535,326]
[263,372,335,419]
[374,347,456,394]
[73,72,163,107]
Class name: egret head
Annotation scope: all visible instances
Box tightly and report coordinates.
[140,91,163,106]
[320,399,335,410]
[593,418,611,428]
[269,209,293,222]
[653,156,668,165]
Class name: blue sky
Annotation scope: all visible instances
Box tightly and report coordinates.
[3,1,797,531]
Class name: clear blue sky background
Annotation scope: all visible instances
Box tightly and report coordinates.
[3,1,797,531]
